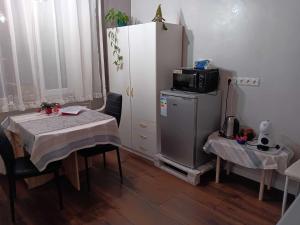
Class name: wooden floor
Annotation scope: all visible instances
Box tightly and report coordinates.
[0,150,285,225]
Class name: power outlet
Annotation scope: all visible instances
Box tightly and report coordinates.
[234,77,260,87]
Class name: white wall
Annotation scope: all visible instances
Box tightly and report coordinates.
[103,0,131,18]
[131,0,300,191]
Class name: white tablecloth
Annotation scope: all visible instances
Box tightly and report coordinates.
[1,110,121,173]
[203,132,294,173]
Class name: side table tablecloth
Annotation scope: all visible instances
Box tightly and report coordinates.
[203,132,294,174]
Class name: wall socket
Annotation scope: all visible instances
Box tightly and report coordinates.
[232,77,260,87]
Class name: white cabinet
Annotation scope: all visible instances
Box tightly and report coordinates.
[107,22,182,159]
[107,27,132,148]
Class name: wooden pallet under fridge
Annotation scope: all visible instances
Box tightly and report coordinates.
[154,154,215,185]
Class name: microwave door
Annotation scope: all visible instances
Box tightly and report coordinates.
[173,73,197,91]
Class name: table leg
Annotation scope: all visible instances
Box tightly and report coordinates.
[63,152,81,191]
[226,161,231,175]
[296,182,300,196]
[259,170,266,201]
[216,156,221,183]
[10,133,24,157]
[282,176,289,216]
[267,170,273,190]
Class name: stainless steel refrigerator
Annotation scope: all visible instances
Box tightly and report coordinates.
[160,90,221,169]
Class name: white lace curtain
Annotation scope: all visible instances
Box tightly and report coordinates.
[0,0,104,112]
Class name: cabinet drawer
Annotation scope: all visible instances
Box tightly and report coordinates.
[133,131,157,157]
[133,120,157,135]
[133,120,157,154]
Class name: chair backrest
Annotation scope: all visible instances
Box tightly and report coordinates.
[105,92,122,127]
[0,127,15,176]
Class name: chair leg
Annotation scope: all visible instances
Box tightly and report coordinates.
[116,148,123,184]
[84,156,91,192]
[12,178,16,200]
[8,177,15,223]
[282,176,289,216]
[103,152,106,168]
[54,171,63,210]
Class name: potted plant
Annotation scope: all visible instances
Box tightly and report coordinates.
[105,9,129,71]
[105,8,129,27]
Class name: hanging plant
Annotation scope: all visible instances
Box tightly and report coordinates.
[107,28,123,70]
[105,9,129,71]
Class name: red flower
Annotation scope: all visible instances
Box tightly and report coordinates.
[45,108,52,114]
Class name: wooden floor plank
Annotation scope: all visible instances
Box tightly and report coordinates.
[160,193,241,225]
[0,150,284,225]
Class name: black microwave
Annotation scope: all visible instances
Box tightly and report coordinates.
[172,68,219,93]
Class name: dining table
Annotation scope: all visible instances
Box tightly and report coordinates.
[0,108,121,190]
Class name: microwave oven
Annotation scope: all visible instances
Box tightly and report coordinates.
[172,68,219,93]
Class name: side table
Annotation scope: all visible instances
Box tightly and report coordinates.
[204,132,294,201]
[215,155,272,201]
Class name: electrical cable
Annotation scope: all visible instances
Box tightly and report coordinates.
[224,78,231,120]
[245,141,280,152]
[219,79,232,136]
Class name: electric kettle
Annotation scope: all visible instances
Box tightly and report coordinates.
[223,116,239,139]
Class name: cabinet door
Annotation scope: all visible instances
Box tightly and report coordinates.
[107,27,132,148]
[129,23,157,157]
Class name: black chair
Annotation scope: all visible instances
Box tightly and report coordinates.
[79,93,123,191]
[0,128,63,223]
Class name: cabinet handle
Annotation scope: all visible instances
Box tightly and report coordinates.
[131,88,133,97]
[140,135,147,140]
[139,123,147,128]
[126,87,129,96]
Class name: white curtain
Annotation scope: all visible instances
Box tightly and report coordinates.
[0,0,104,112]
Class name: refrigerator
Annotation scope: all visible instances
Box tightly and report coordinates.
[160,90,221,169]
